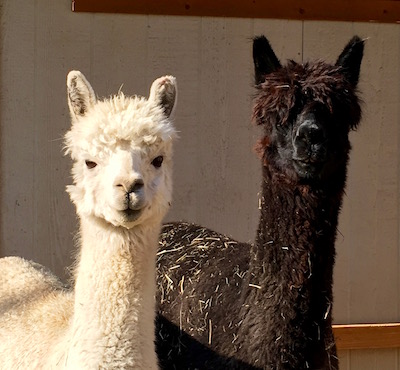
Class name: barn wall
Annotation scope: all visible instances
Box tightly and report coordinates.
[1,1,399,368]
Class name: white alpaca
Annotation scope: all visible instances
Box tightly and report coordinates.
[0,71,177,369]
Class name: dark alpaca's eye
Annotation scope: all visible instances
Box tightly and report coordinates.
[85,160,97,169]
[151,156,164,168]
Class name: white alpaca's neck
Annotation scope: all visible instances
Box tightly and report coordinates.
[65,216,159,369]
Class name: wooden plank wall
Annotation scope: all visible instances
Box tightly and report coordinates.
[1,1,399,368]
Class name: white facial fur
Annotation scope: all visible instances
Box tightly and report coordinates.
[65,71,177,229]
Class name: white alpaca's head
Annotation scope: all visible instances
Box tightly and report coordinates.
[65,71,177,229]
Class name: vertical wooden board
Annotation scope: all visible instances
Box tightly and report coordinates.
[217,18,259,242]
[146,15,201,79]
[343,23,400,323]
[303,21,358,61]
[145,16,203,225]
[31,0,82,278]
[192,17,233,233]
[350,22,400,323]
[253,19,303,62]
[90,13,150,97]
[349,349,399,370]
[191,17,258,240]
[31,1,52,275]
[0,0,36,260]
[338,350,350,370]
[184,17,256,241]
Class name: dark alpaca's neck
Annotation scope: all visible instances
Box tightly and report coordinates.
[242,166,346,369]
[254,166,345,276]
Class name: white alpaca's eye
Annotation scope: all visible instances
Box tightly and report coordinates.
[151,156,164,168]
[85,160,97,169]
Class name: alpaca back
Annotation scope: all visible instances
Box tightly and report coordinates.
[157,223,255,369]
[0,257,66,311]
[0,257,73,369]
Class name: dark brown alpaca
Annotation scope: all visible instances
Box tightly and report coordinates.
[156,35,364,369]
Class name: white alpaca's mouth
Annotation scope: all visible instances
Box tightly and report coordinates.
[121,208,143,222]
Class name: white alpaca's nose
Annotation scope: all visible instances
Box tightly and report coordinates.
[114,178,144,194]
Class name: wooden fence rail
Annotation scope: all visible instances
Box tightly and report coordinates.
[72,0,400,24]
[334,323,400,350]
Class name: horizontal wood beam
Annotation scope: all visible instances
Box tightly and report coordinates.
[333,323,400,350]
[72,0,400,24]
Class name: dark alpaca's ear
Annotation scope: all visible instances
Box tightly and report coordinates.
[253,35,281,86]
[336,36,365,87]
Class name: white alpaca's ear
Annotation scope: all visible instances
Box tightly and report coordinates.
[67,70,97,120]
[149,76,177,118]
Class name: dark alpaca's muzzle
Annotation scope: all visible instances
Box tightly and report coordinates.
[292,115,328,178]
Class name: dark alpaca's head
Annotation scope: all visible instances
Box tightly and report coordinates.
[253,36,364,183]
